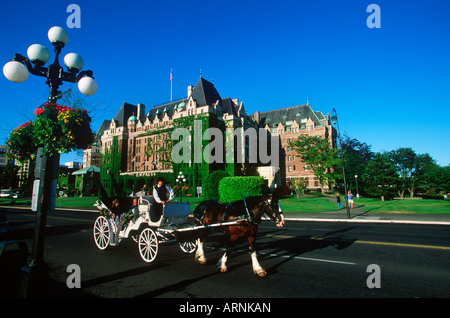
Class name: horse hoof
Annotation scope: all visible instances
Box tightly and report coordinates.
[254,269,267,277]
[196,258,207,265]
[219,267,228,273]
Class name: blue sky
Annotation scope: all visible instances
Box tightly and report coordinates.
[1,0,449,166]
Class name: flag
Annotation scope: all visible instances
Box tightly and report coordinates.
[130,156,135,163]
[170,69,173,82]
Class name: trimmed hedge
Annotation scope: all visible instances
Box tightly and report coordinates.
[218,176,267,203]
[204,170,229,200]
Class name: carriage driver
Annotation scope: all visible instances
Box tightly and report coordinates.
[151,177,175,222]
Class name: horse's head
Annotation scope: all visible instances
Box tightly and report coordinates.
[263,194,285,227]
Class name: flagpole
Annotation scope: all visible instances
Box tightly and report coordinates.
[170,69,173,102]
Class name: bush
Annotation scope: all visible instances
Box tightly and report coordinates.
[204,170,229,200]
[218,176,268,203]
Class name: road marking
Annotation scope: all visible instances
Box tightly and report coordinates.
[264,234,450,251]
[258,251,357,266]
[355,240,450,251]
[205,245,356,266]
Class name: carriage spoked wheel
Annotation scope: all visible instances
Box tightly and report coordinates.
[93,216,111,250]
[179,241,197,254]
[177,223,198,254]
[138,227,159,263]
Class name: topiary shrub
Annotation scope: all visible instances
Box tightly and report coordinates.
[204,170,229,200]
[218,176,268,203]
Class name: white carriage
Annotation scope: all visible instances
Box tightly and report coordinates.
[93,196,198,263]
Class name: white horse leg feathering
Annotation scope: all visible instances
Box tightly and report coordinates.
[195,238,207,264]
[251,251,267,276]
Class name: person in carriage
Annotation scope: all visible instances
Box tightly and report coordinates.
[151,177,175,222]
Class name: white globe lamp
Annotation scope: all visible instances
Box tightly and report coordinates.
[48,26,69,45]
[27,44,50,64]
[3,61,29,83]
[78,76,97,96]
[64,53,84,71]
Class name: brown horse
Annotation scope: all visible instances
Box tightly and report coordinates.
[193,194,285,277]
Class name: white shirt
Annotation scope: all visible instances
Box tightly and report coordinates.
[152,185,175,203]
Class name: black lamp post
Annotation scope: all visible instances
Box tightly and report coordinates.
[3,26,97,297]
[331,108,350,219]
[176,171,186,202]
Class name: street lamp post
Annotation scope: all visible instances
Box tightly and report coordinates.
[176,171,186,202]
[355,175,360,199]
[3,26,97,297]
[331,108,350,219]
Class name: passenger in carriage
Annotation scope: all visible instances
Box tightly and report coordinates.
[151,177,175,222]
[111,199,121,225]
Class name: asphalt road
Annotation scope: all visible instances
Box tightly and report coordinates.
[1,207,450,300]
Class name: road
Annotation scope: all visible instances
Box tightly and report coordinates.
[1,206,449,300]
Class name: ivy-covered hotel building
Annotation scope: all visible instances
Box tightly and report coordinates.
[97,76,335,197]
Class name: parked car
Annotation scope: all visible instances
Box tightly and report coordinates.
[12,191,23,199]
[0,191,11,198]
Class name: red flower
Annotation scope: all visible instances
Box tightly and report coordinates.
[34,107,45,116]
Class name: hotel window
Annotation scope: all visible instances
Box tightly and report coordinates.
[288,166,292,172]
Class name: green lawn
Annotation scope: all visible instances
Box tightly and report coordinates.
[277,197,338,213]
[3,195,449,215]
[54,196,100,209]
[355,198,450,214]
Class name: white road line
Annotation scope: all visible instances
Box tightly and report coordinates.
[205,246,356,266]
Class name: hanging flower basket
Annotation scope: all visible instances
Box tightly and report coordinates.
[7,102,93,161]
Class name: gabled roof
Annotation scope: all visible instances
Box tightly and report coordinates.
[113,102,137,127]
[145,99,183,123]
[95,120,111,141]
[191,77,221,107]
[220,97,238,116]
[255,104,325,128]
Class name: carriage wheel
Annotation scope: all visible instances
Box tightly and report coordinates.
[179,241,197,254]
[138,227,158,263]
[93,216,111,250]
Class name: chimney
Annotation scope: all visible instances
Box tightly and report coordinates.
[137,103,145,119]
[187,85,193,98]
[254,111,260,124]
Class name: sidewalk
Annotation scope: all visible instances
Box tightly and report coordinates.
[3,204,450,226]
[283,205,450,225]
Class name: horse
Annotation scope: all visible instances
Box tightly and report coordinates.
[192,193,285,277]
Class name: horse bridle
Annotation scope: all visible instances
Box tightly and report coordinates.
[249,198,283,225]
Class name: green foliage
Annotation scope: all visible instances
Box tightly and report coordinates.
[289,177,307,198]
[204,170,229,200]
[289,135,340,192]
[218,176,268,203]
[362,153,398,199]
[7,122,37,162]
[7,102,93,160]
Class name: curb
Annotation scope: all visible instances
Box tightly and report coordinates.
[285,217,450,226]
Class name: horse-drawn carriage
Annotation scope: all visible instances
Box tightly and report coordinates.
[93,196,199,262]
[93,193,285,276]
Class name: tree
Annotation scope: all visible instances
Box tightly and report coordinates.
[388,147,416,198]
[204,170,229,200]
[362,153,398,200]
[289,177,307,199]
[408,153,436,197]
[289,135,340,193]
[341,134,374,195]
[421,164,450,194]
[0,164,19,189]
